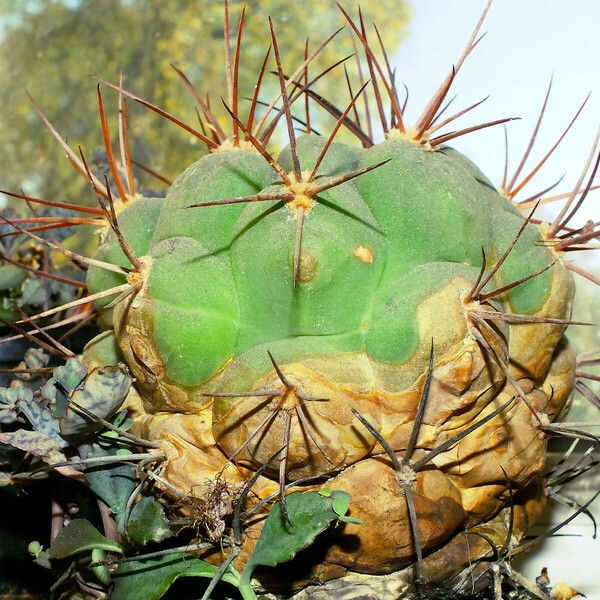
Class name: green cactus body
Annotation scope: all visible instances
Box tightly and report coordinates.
[86,196,163,327]
[88,133,564,388]
[86,110,575,587]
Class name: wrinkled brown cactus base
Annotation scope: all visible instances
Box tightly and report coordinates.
[81,266,576,599]
[249,482,543,599]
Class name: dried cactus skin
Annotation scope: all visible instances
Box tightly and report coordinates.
[317,457,468,572]
[85,111,577,590]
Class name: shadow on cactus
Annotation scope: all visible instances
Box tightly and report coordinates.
[1,1,599,599]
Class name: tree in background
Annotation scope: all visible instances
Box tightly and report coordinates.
[0,0,409,203]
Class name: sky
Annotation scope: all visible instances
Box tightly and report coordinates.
[391,0,599,232]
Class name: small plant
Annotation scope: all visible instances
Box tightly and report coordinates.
[1,1,598,599]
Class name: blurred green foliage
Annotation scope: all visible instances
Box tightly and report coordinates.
[0,0,409,204]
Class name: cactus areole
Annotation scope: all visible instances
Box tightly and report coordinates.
[80,6,584,598]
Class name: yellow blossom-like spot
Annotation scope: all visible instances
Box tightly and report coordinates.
[353,245,374,264]
[127,271,142,286]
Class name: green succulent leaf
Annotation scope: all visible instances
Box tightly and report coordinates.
[317,488,362,523]
[336,514,363,525]
[59,364,131,441]
[0,429,67,467]
[84,446,137,521]
[0,385,32,407]
[4,386,64,443]
[82,331,123,368]
[111,409,132,431]
[48,519,123,559]
[126,496,172,545]
[329,490,362,523]
[241,491,358,585]
[17,277,47,307]
[112,552,239,600]
[331,490,351,516]
[28,540,51,569]
[51,359,88,394]
[0,409,16,424]
[22,347,49,370]
[0,264,27,291]
[0,386,32,425]
[91,548,110,586]
[41,358,87,417]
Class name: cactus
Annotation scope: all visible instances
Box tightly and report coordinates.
[1,2,599,599]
